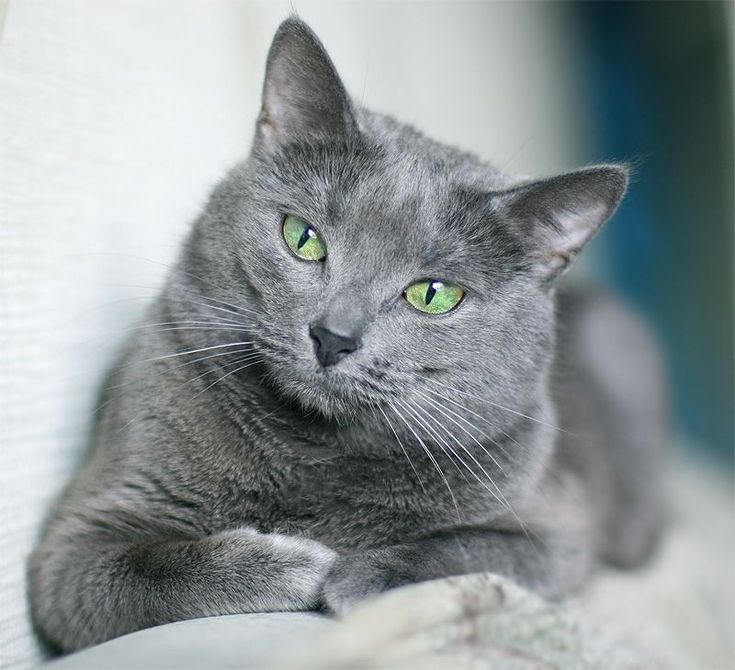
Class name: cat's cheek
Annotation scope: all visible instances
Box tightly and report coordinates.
[321,548,416,616]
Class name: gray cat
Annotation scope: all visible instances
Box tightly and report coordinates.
[29,18,666,653]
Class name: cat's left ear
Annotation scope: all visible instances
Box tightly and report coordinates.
[255,18,358,150]
[496,165,629,280]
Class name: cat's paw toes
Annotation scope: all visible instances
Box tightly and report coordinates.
[265,533,338,567]
[256,533,338,609]
[322,549,413,616]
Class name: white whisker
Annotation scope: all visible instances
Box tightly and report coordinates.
[104,346,257,393]
[425,378,572,435]
[399,400,471,485]
[410,395,538,547]
[188,356,264,401]
[389,401,461,522]
[182,352,263,387]
[419,386,511,459]
[134,325,249,335]
[113,353,262,435]
[134,319,247,330]
[407,399,508,509]
[139,341,257,363]
[168,293,257,320]
[376,404,425,492]
[416,389,506,473]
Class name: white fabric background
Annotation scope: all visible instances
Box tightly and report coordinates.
[0,2,587,667]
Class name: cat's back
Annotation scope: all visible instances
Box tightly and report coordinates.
[552,283,667,567]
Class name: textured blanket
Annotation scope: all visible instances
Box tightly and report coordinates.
[283,574,658,670]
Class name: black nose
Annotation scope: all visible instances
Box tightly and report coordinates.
[309,324,360,367]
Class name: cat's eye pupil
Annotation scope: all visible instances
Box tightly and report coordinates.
[425,281,440,305]
[297,227,314,250]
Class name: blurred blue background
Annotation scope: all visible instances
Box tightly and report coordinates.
[573,1,733,464]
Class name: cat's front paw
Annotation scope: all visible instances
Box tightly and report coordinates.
[322,547,415,616]
[221,529,337,609]
[259,533,338,608]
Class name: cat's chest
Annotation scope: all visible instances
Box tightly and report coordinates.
[255,448,493,550]
[210,414,502,549]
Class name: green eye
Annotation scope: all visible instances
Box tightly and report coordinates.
[282,215,327,261]
[404,280,465,315]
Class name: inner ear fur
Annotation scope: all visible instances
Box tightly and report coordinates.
[256,18,358,149]
[497,165,629,279]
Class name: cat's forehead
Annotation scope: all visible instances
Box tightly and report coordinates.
[356,108,514,190]
[324,156,511,286]
[336,144,487,245]
[341,112,513,233]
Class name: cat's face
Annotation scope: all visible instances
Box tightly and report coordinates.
[225,140,546,419]
[187,19,627,423]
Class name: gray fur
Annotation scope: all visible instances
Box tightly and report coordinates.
[28,18,665,652]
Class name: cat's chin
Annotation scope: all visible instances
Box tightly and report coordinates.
[266,368,380,421]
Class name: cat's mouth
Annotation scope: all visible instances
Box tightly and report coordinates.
[255,335,400,419]
[297,372,385,418]
[262,359,388,419]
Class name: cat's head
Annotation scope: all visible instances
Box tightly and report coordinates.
[186,18,627,424]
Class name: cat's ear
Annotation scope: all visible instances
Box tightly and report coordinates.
[255,18,357,149]
[497,165,629,280]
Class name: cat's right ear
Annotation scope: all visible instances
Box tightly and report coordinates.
[255,18,358,150]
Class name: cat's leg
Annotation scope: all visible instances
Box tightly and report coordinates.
[322,525,591,614]
[29,526,336,652]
